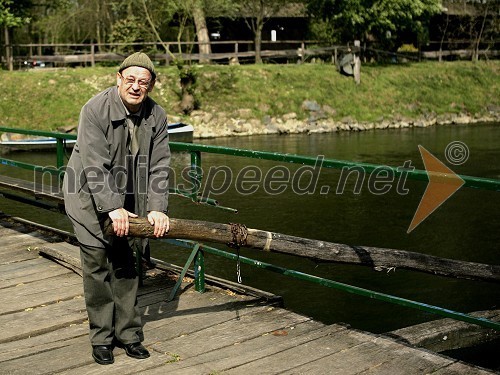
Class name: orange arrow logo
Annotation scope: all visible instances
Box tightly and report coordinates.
[407,145,465,233]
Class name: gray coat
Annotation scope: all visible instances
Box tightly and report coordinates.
[63,86,170,247]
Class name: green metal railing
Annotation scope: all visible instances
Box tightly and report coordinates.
[169,142,500,192]
[1,125,498,195]
[1,126,499,332]
[0,126,73,174]
[165,239,500,331]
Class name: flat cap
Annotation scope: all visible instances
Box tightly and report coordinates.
[119,52,156,79]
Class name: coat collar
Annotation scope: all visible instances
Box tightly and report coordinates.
[109,86,126,123]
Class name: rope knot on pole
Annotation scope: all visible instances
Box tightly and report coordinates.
[227,222,247,284]
[227,223,248,249]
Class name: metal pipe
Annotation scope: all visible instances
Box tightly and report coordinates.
[0,126,76,140]
[169,142,500,191]
[195,249,205,293]
[1,127,498,191]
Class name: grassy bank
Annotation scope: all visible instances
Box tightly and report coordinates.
[0,61,498,131]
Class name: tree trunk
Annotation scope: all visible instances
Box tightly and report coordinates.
[105,217,500,283]
[254,25,263,64]
[140,0,173,60]
[4,26,13,71]
[192,0,211,64]
[438,14,450,63]
[252,2,265,64]
[474,3,489,62]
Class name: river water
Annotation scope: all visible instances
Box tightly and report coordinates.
[1,122,499,366]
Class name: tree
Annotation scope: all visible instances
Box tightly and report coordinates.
[166,0,211,62]
[452,0,498,61]
[168,0,238,112]
[29,0,114,47]
[434,0,498,62]
[170,0,238,64]
[27,0,176,54]
[306,0,349,44]
[192,0,211,64]
[235,0,290,64]
[1,0,32,70]
[368,0,441,50]
[307,0,441,51]
[468,0,498,61]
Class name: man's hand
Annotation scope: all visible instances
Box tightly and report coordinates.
[147,211,169,238]
[108,208,138,237]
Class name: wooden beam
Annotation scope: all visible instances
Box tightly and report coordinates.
[105,217,500,283]
[386,309,500,352]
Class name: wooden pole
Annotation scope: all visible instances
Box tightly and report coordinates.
[353,40,361,84]
[105,217,500,283]
[353,55,361,84]
[90,44,95,67]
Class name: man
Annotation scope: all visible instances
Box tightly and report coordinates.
[63,52,170,365]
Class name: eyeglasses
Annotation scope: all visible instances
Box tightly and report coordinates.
[119,73,151,89]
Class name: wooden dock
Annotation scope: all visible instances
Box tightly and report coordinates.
[0,216,496,374]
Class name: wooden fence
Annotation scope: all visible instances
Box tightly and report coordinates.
[6,40,344,69]
[3,39,499,70]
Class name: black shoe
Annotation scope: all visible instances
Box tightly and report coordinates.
[123,342,150,359]
[92,345,114,365]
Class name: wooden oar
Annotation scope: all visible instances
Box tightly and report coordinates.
[104,217,500,283]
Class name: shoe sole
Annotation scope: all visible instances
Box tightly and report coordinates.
[125,351,150,359]
[92,353,114,365]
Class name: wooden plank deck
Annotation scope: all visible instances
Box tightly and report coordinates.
[0,217,496,374]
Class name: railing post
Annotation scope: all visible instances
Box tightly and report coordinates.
[56,139,64,169]
[56,138,65,186]
[167,243,201,301]
[194,248,205,293]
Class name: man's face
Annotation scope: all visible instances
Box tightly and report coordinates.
[117,66,155,113]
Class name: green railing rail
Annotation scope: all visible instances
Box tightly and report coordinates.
[1,126,499,332]
[2,126,499,193]
[168,142,500,192]
[164,239,500,332]
[0,126,74,174]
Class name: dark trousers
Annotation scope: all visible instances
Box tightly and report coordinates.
[79,238,143,346]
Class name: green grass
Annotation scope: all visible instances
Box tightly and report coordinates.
[0,61,498,131]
